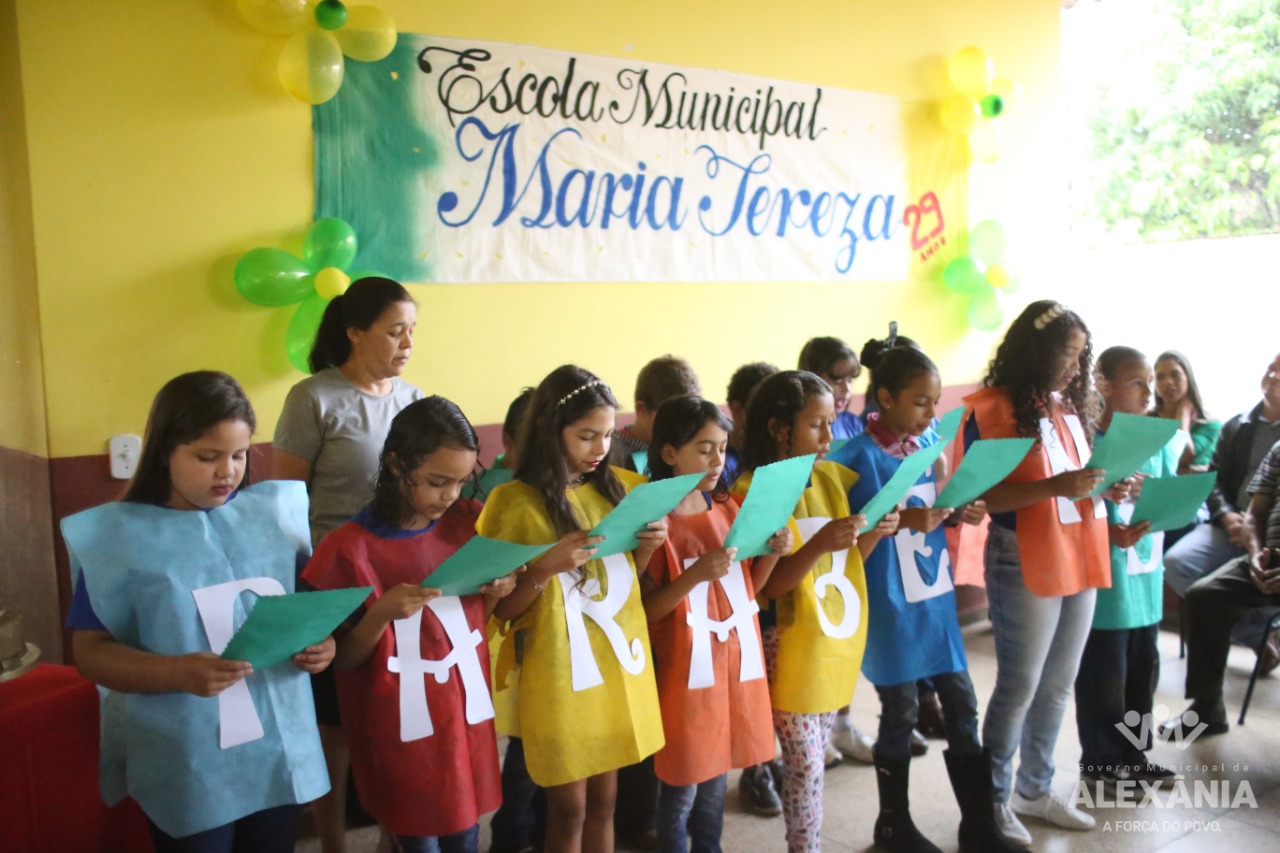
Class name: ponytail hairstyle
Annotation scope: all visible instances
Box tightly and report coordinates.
[308,276,414,373]
[646,395,734,503]
[983,300,1097,441]
[122,371,256,505]
[870,346,940,409]
[860,321,922,415]
[369,396,479,527]
[1152,350,1208,421]
[515,365,625,537]
[740,370,832,473]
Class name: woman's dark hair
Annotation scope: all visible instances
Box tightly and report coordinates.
[514,365,625,537]
[503,387,535,440]
[726,362,779,407]
[869,346,939,407]
[122,371,256,505]
[983,300,1096,441]
[798,336,858,378]
[860,326,924,415]
[370,396,478,526]
[646,396,734,502]
[308,276,414,373]
[1152,350,1208,421]
[740,370,832,472]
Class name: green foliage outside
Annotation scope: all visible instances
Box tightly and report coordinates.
[1071,0,1280,242]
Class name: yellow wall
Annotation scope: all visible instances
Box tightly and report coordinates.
[15,0,1065,457]
[1,0,47,456]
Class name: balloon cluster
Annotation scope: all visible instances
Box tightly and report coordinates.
[942,220,1017,331]
[235,218,372,372]
[238,0,397,105]
[937,47,1020,164]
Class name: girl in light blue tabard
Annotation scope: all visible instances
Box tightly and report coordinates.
[64,371,331,853]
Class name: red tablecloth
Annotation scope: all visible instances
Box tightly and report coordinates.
[0,663,152,852]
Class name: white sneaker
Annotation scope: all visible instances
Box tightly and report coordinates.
[1010,789,1096,830]
[994,803,1032,846]
[831,725,875,763]
[823,742,842,768]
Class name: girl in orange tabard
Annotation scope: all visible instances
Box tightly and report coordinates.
[640,396,793,853]
[958,301,1130,846]
[480,365,667,853]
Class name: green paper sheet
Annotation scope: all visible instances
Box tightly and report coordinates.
[1129,471,1218,533]
[934,405,965,445]
[463,466,514,500]
[632,449,650,476]
[935,438,1035,509]
[855,440,947,532]
[1087,413,1180,496]
[423,535,552,596]
[589,472,706,558]
[724,454,817,559]
[221,586,373,669]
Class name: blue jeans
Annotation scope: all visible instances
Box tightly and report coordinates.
[1163,522,1276,646]
[875,669,981,762]
[982,524,1096,803]
[1074,624,1159,770]
[489,737,544,852]
[145,804,301,853]
[395,823,479,853]
[656,773,727,853]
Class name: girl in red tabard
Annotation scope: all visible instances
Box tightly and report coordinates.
[302,397,517,853]
[640,396,793,853]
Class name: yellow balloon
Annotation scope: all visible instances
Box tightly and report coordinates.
[335,6,398,63]
[986,264,1011,289]
[278,27,344,105]
[991,77,1022,110]
[939,93,981,135]
[949,46,994,98]
[969,121,1004,163]
[237,0,310,35]
[314,267,351,300]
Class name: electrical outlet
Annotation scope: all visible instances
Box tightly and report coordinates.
[108,434,142,480]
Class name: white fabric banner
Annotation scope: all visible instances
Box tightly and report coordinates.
[316,35,919,283]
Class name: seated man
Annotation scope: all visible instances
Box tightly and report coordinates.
[1163,439,1280,737]
[1164,353,1280,668]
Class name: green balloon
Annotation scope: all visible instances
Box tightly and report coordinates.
[943,257,983,295]
[303,218,358,271]
[235,247,313,307]
[314,0,348,31]
[286,294,330,373]
[980,94,1005,118]
[967,285,1005,331]
[969,220,1008,266]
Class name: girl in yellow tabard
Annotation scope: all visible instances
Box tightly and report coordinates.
[731,370,897,853]
[480,365,666,853]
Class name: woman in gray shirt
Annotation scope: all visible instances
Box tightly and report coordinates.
[272,276,423,853]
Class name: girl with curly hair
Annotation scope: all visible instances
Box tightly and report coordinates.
[956,301,1129,846]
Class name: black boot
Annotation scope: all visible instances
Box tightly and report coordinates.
[872,752,942,852]
[943,748,1027,851]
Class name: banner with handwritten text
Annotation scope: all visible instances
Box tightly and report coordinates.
[315,35,959,283]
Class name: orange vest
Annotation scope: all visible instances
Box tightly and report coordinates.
[959,387,1110,597]
[646,500,774,786]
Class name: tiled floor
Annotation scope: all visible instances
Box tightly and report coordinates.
[298,624,1280,852]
